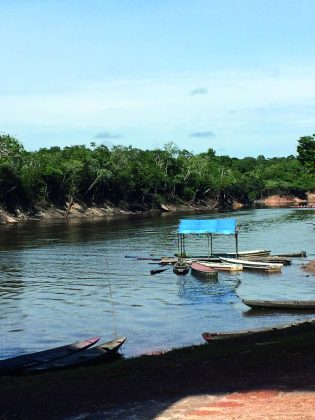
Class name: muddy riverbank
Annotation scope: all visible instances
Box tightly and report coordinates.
[1,192,314,224]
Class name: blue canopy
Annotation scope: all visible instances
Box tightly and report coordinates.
[178,218,237,235]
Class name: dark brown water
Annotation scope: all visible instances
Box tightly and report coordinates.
[0,208,314,359]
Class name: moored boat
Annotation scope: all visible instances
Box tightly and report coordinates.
[242,299,315,310]
[0,336,100,375]
[197,261,243,271]
[173,259,190,275]
[224,249,271,257]
[27,337,127,371]
[190,262,218,278]
[275,251,307,258]
[245,255,292,265]
[220,257,283,272]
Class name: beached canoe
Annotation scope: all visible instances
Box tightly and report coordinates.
[0,336,100,375]
[190,262,218,278]
[220,257,283,272]
[28,337,127,371]
[202,319,315,342]
[242,299,315,310]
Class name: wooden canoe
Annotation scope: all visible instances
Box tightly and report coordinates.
[242,299,315,310]
[197,261,243,272]
[28,337,127,371]
[275,251,307,258]
[173,260,190,275]
[223,249,271,257]
[202,319,315,342]
[245,255,292,265]
[190,262,218,278]
[0,336,100,375]
[220,257,283,272]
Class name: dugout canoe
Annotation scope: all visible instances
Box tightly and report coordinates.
[242,299,315,310]
[0,336,100,375]
[202,319,315,342]
[28,337,127,371]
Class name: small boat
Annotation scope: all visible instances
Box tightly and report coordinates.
[275,251,307,258]
[197,261,243,272]
[242,299,315,310]
[245,255,292,265]
[223,249,271,257]
[28,337,127,371]
[220,257,283,272]
[173,259,190,275]
[190,262,218,278]
[202,328,275,342]
[202,319,315,342]
[0,336,100,375]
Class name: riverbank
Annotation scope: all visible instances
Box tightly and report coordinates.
[0,194,312,224]
[1,320,315,419]
[0,199,223,224]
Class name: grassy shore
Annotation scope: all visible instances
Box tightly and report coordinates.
[1,320,315,419]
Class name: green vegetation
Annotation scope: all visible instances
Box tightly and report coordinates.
[0,134,315,212]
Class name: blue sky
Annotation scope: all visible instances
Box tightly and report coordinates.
[1,0,315,157]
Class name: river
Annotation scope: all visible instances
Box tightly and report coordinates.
[0,208,314,359]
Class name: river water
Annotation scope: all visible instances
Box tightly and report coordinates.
[0,208,314,359]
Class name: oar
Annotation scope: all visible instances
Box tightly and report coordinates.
[150,268,170,275]
[125,255,162,261]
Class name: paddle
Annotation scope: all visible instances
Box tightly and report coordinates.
[150,268,170,275]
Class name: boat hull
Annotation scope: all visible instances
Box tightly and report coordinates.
[190,262,218,278]
[197,261,243,271]
[202,319,315,342]
[173,266,189,275]
[0,336,100,375]
[220,257,283,272]
[28,337,127,371]
[242,299,315,310]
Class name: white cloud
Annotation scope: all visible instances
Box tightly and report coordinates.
[1,66,315,156]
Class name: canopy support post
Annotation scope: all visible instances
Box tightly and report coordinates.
[207,234,210,258]
[211,234,213,256]
[235,231,239,258]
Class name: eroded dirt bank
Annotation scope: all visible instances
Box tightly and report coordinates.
[0,200,222,224]
[0,192,314,224]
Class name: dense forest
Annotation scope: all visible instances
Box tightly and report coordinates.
[0,134,314,214]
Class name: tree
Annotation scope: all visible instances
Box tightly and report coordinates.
[0,134,26,209]
[297,135,315,173]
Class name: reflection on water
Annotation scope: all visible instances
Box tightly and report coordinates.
[0,208,314,359]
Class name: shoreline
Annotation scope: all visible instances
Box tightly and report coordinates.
[1,319,315,419]
[0,193,314,225]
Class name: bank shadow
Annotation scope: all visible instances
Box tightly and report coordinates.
[2,320,315,419]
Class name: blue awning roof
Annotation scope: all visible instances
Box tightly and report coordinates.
[178,218,237,235]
